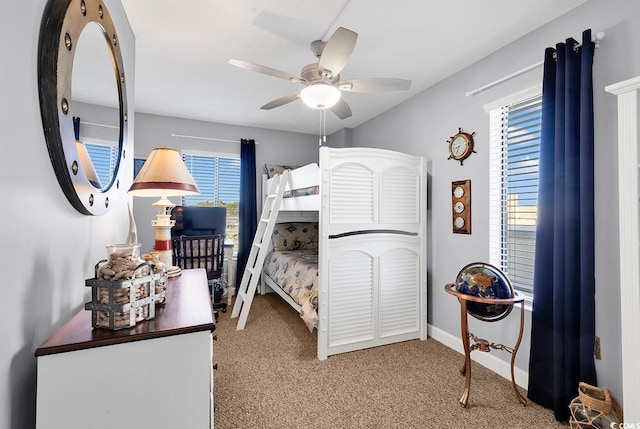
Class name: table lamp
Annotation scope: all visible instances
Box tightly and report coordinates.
[128,147,199,268]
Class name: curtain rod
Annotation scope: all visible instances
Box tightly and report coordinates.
[170,133,243,144]
[465,31,605,97]
[80,120,119,129]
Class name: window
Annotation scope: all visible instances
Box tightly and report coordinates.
[181,151,240,250]
[489,93,542,296]
[85,141,119,188]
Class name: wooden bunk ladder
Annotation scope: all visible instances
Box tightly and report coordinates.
[231,170,290,330]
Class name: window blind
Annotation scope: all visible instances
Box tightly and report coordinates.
[181,151,241,253]
[490,94,542,295]
[181,152,240,207]
[85,142,118,188]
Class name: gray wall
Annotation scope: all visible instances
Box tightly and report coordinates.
[350,0,640,403]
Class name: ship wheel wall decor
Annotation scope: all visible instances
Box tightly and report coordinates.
[447,128,476,165]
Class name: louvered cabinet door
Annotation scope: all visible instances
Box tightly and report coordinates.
[323,234,422,355]
[327,247,375,348]
[378,244,421,338]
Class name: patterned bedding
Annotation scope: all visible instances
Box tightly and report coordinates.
[264,250,318,332]
[283,186,319,198]
[263,222,319,332]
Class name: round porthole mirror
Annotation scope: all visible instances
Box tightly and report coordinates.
[38,0,129,215]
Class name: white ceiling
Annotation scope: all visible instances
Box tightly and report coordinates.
[100,0,587,135]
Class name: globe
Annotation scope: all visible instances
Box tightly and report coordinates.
[454,262,515,321]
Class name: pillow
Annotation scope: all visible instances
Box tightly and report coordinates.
[264,164,299,179]
[271,222,319,251]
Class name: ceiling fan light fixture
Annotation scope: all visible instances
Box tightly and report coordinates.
[300,83,341,110]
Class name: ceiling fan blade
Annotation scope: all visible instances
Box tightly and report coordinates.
[337,78,411,93]
[318,27,357,78]
[330,98,352,120]
[229,59,305,83]
[261,93,300,110]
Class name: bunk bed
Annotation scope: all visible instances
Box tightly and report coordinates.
[255,146,427,360]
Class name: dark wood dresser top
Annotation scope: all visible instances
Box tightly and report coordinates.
[35,268,215,357]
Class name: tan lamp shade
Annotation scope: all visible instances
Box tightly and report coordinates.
[128,147,199,197]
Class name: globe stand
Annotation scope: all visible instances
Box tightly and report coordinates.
[445,283,527,408]
[468,334,493,353]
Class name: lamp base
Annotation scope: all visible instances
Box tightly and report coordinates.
[153,225,174,268]
[151,200,176,269]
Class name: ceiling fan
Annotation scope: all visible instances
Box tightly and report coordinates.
[228,27,411,120]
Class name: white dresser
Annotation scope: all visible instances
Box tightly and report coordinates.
[35,268,216,429]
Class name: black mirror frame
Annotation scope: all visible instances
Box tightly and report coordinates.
[38,0,129,215]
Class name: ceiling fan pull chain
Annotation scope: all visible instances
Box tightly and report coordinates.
[323,109,327,144]
[318,109,322,146]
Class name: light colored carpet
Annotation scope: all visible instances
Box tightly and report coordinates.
[213,293,566,428]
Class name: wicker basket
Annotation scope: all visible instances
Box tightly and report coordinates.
[569,382,623,429]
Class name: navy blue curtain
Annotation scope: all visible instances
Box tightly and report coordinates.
[236,139,257,290]
[528,29,596,422]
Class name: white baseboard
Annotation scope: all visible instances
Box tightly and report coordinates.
[428,324,529,390]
